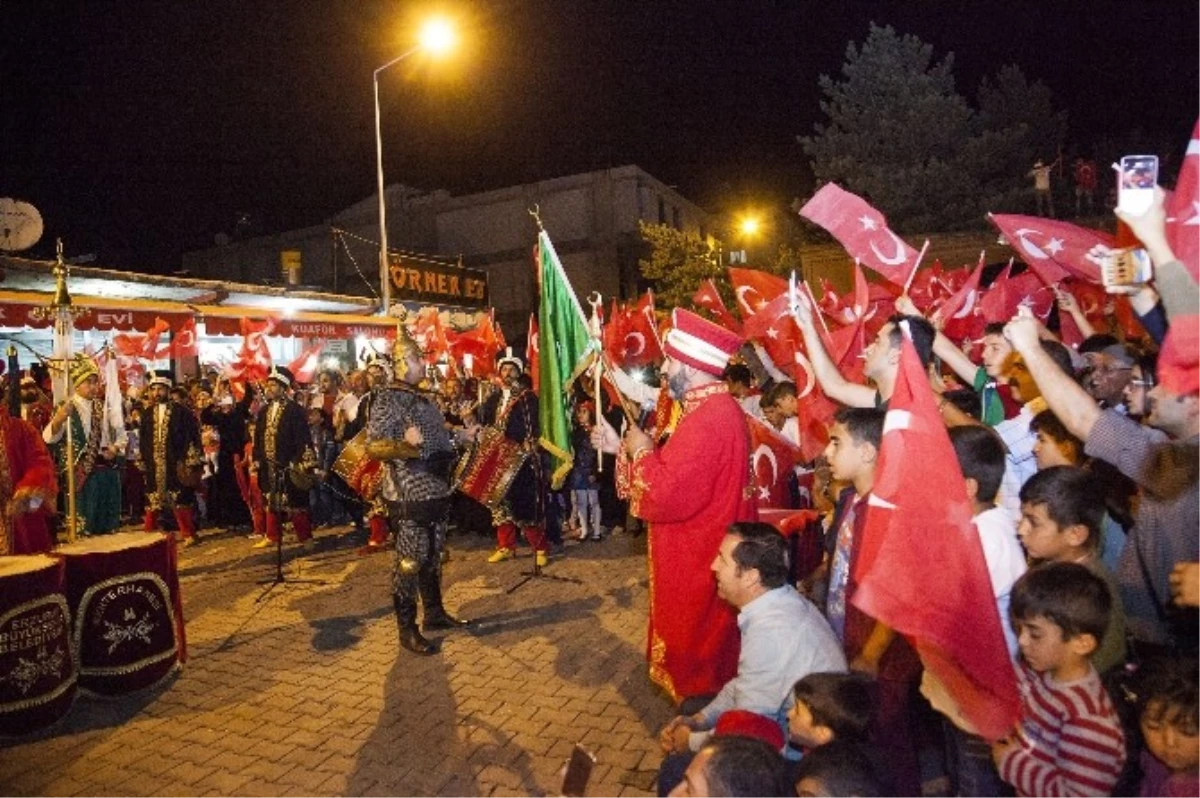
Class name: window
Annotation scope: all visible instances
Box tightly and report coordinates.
[672,207,681,230]
[657,197,666,224]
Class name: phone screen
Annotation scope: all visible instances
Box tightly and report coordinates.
[561,744,596,797]
[1118,155,1159,214]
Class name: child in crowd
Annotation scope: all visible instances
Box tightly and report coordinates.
[1017,466,1127,674]
[926,426,1027,796]
[792,739,883,798]
[822,407,922,796]
[307,407,337,527]
[1029,409,1129,571]
[1134,656,1199,797]
[567,401,601,541]
[992,563,1126,796]
[786,671,873,753]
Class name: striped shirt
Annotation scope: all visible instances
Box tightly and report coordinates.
[998,660,1125,797]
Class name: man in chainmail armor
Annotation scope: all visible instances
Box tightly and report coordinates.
[367,320,470,655]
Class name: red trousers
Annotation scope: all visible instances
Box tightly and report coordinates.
[265,510,312,543]
[496,522,547,553]
[145,506,197,541]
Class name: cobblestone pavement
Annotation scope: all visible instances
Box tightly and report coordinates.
[0,526,672,797]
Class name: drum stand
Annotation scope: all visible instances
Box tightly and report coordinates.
[506,557,582,595]
[256,462,327,603]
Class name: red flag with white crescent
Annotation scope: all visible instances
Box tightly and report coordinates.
[853,334,1021,741]
[1165,120,1199,282]
[745,412,800,509]
[622,292,663,368]
[692,279,741,332]
[170,317,199,359]
[988,213,1112,284]
[798,183,920,286]
[729,267,787,319]
[287,340,326,385]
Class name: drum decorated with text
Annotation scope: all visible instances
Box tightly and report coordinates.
[56,532,185,695]
[0,555,77,735]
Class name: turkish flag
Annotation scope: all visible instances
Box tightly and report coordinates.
[729,268,788,319]
[935,259,985,338]
[526,313,540,393]
[799,183,920,286]
[852,334,1021,742]
[602,298,628,365]
[746,412,800,509]
[449,310,504,377]
[1057,280,1111,348]
[287,340,326,385]
[226,316,276,385]
[1165,120,1199,282]
[989,213,1113,284]
[623,292,664,368]
[113,316,171,360]
[692,279,741,332]
[170,317,199,359]
[977,269,1055,324]
[411,306,450,365]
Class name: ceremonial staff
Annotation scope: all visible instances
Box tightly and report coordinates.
[30,240,87,542]
[587,292,604,473]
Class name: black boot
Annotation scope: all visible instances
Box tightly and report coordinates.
[393,594,436,655]
[419,566,471,631]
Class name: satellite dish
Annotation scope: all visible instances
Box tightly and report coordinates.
[0,198,44,252]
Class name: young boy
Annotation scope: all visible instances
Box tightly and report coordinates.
[928,426,1028,795]
[786,672,873,752]
[1135,656,1199,797]
[993,563,1126,796]
[822,407,923,796]
[1018,466,1127,674]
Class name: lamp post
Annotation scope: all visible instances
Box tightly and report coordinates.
[374,18,456,315]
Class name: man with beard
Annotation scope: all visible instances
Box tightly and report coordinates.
[366,326,468,655]
[45,355,127,537]
[139,370,203,545]
[594,309,756,706]
[478,348,548,566]
[252,366,317,549]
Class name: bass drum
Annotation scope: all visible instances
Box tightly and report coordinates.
[332,429,383,499]
[454,427,529,510]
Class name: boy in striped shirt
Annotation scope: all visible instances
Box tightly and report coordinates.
[992,563,1126,796]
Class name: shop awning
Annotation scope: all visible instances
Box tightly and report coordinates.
[0,256,397,338]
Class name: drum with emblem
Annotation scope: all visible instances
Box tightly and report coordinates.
[453,426,530,509]
[0,555,77,734]
[56,531,185,695]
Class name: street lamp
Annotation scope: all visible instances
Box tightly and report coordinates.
[375,18,456,314]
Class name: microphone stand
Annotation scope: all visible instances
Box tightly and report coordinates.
[256,454,327,602]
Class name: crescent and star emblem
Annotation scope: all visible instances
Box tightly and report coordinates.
[793,350,816,399]
[735,286,763,316]
[868,230,908,266]
[624,332,646,356]
[753,443,778,491]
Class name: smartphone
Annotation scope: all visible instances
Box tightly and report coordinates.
[1117,155,1159,215]
[561,743,596,797]
[1102,247,1154,288]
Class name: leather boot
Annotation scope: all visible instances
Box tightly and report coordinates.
[394,594,435,655]
[419,566,471,631]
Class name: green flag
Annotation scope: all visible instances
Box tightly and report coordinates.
[537,230,597,489]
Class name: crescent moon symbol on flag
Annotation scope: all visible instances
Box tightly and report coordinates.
[753,443,778,489]
[868,230,908,266]
[952,289,978,320]
[624,332,646,356]
[176,329,195,348]
[793,350,816,398]
[1013,228,1050,260]
[735,286,761,316]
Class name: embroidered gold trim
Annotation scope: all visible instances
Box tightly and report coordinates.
[0,594,76,715]
[72,571,179,679]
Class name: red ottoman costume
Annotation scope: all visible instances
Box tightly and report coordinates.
[617,310,757,702]
[0,407,58,554]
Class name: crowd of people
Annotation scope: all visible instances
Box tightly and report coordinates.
[583,189,1197,797]
[0,174,1194,797]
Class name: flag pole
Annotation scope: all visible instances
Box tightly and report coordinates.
[799,279,831,338]
[587,292,604,473]
[902,239,930,296]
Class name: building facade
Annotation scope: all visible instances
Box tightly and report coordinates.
[182,165,712,339]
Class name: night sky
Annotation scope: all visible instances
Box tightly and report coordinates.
[4,1,1197,273]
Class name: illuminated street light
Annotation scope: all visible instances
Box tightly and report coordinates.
[739,216,761,237]
[375,17,456,314]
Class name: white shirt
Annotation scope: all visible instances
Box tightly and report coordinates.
[44,394,93,445]
[973,506,1027,660]
[995,404,1038,525]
